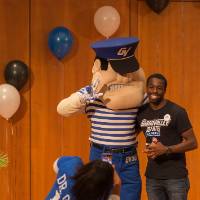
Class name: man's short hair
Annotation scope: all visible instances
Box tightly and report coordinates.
[146,73,167,90]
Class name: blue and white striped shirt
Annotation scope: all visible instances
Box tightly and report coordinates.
[86,99,139,147]
[78,86,147,147]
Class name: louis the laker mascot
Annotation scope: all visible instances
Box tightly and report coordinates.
[56,37,146,200]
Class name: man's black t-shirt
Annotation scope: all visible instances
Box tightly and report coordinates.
[137,100,192,179]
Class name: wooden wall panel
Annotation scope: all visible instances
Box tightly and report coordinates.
[136,1,200,199]
[0,0,30,199]
[0,0,200,199]
[179,4,200,200]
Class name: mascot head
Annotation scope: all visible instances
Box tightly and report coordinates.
[91,37,145,110]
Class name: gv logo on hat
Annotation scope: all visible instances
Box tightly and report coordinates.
[117,47,132,57]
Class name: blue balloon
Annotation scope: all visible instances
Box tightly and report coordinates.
[48,27,73,60]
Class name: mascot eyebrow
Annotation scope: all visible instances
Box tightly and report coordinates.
[94,56,129,76]
[95,56,109,71]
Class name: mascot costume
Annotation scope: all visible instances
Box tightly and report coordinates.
[47,37,146,200]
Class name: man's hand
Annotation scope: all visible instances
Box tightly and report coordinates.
[144,137,168,159]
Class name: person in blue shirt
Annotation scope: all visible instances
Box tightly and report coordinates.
[46,156,114,200]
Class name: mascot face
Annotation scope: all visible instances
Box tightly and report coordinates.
[92,58,145,110]
[91,37,146,110]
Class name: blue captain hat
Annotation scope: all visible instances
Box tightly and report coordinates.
[91,37,139,74]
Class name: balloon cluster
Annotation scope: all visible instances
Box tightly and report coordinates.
[48,6,120,60]
[0,6,120,120]
[0,60,29,120]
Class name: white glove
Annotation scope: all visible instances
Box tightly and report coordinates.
[77,85,103,104]
[53,158,59,174]
[108,194,120,200]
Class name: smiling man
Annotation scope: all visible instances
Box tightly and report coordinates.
[57,37,146,200]
[137,73,198,200]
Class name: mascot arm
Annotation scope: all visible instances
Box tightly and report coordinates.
[57,92,86,117]
[57,85,102,117]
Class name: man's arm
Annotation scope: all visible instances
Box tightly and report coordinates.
[144,128,198,159]
[166,128,198,153]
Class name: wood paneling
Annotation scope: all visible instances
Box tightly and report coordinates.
[137,1,200,199]
[0,0,200,199]
[0,0,30,199]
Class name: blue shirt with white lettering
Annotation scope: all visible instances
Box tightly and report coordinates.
[45,156,83,200]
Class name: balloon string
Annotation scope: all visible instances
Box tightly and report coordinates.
[7,119,14,135]
[5,123,10,196]
[5,126,8,148]
[11,122,14,136]
[9,120,15,200]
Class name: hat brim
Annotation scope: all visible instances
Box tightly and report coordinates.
[109,56,139,75]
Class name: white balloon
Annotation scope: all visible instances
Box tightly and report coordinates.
[0,83,20,120]
[94,6,120,38]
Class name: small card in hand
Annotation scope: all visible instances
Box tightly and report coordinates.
[101,153,112,164]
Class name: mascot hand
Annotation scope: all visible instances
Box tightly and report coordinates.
[78,85,103,104]
[53,158,59,174]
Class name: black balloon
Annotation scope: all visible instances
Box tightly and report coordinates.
[145,0,169,14]
[4,60,29,90]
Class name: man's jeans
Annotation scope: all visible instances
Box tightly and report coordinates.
[146,177,190,200]
[90,144,141,200]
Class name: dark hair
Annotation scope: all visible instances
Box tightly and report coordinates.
[146,73,167,90]
[72,160,114,200]
[95,57,109,71]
